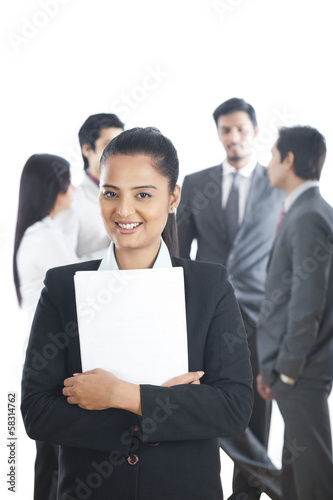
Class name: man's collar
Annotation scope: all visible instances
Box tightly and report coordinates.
[86,170,100,187]
[284,180,319,212]
[223,158,257,178]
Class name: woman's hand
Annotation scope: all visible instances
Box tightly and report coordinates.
[63,368,142,414]
[163,371,204,387]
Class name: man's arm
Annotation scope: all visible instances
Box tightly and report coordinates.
[275,212,333,380]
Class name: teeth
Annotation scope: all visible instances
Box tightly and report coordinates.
[117,222,141,229]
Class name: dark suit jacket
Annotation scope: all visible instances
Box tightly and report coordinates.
[177,164,284,322]
[257,187,333,386]
[21,257,253,500]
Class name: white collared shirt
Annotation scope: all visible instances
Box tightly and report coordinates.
[17,216,80,322]
[55,174,110,259]
[284,180,319,213]
[98,238,172,271]
[222,158,257,224]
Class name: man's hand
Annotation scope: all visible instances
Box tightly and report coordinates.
[256,374,274,401]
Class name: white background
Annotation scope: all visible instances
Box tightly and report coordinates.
[1,0,333,498]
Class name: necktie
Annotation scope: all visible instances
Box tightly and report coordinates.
[275,209,285,233]
[225,172,240,245]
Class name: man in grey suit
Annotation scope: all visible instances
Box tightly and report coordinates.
[257,126,333,500]
[177,98,284,499]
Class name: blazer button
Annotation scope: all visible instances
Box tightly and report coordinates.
[127,454,139,466]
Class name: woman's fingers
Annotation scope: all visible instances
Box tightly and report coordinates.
[163,371,204,387]
[62,368,122,410]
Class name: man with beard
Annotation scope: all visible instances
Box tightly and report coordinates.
[177,98,284,499]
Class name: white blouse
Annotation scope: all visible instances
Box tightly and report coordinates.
[17,216,80,323]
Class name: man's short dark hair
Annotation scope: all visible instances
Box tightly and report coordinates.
[213,98,257,128]
[79,113,125,171]
[276,126,326,180]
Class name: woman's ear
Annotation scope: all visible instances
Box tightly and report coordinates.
[170,184,181,211]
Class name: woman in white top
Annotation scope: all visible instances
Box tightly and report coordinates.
[13,153,77,500]
[14,154,79,322]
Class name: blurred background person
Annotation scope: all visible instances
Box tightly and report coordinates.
[257,126,333,500]
[177,98,284,499]
[56,113,125,258]
[13,153,79,500]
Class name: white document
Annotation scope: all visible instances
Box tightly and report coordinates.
[74,267,188,386]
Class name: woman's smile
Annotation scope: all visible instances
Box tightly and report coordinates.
[115,221,143,233]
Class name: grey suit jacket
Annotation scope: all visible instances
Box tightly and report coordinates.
[257,187,333,386]
[177,163,284,322]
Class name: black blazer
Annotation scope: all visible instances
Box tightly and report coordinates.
[21,257,253,500]
[177,164,284,322]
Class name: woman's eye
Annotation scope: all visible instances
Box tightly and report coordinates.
[103,191,118,199]
[136,193,151,199]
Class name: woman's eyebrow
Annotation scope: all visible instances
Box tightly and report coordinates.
[101,184,119,190]
[101,184,158,190]
[132,185,157,190]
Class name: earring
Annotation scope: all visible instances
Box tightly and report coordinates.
[171,206,176,214]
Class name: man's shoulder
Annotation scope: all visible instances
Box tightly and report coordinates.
[183,162,267,183]
[291,188,333,217]
[183,164,222,184]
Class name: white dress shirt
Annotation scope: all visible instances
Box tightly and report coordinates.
[17,216,80,323]
[55,174,110,259]
[222,159,257,225]
[99,238,172,270]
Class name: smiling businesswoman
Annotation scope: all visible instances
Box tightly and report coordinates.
[21,127,253,500]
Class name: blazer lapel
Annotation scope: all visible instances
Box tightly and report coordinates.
[207,165,227,240]
[266,187,320,269]
[242,164,270,222]
[231,164,270,245]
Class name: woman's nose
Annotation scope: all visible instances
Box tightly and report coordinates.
[116,197,135,217]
